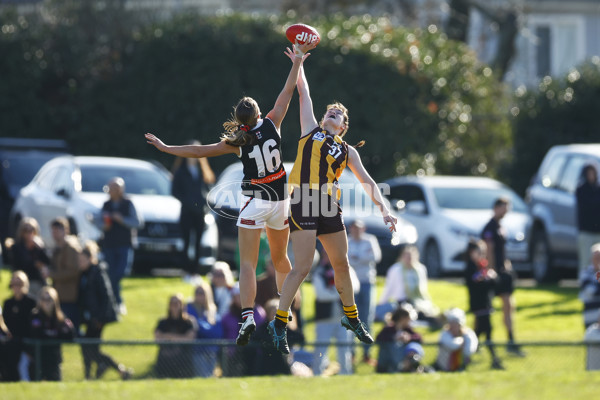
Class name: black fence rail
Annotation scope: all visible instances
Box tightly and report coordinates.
[15,339,600,381]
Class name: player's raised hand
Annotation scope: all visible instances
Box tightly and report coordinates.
[145,133,167,152]
[383,214,397,232]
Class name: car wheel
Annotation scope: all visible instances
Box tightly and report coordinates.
[531,229,558,283]
[424,240,442,278]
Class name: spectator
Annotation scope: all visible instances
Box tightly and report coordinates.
[171,145,215,272]
[99,176,142,316]
[579,243,600,328]
[584,311,600,371]
[434,308,478,372]
[465,239,504,370]
[481,197,524,356]
[312,249,358,376]
[576,163,600,278]
[5,217,50,298]
[210,261,235,319]
[48,217,81,332]
[154,293,198,379]
[27,286,76,381]
[221,284,266,376]
[2,270,37,381]
[377,245,441,327]
[0,306,11,381]
[185,280,223,377]
[248,298,309,376]
[375,303,426,373]
[347,219,381,365]
[77,240,132,380]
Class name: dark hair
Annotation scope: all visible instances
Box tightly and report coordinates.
[466,239,485,260]
[493,197,510,209]
[391,306,410,323]
[50,217,70,234]
[221,97,260,146]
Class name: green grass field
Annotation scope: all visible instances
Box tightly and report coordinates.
[1,268,599,400]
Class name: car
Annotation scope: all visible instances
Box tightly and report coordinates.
[10,156,218,274]
[206,162,418,275]
[525,143,600,282]
[0,138,71,264]
[382,175,531,277]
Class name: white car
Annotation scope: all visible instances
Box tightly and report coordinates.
[10,156,218,273]
[383,175,531,277]
[207,162,418,275]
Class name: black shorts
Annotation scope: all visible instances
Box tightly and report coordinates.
[289,189,345,235]
[494,270,515,295]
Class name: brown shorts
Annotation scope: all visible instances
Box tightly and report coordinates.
[289,189,345,236]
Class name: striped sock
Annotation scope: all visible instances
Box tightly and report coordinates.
[241,308,254,321]
[343,304,359,324]
[274,309,289,328]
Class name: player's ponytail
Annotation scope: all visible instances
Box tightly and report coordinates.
[221,97,260,146]
[353,140,365,148]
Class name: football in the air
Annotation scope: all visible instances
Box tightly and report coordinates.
[285,23,320,46]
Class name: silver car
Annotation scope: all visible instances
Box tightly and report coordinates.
[10,156,218,273]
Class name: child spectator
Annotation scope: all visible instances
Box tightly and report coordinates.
[27,286,76,381]
[465,239,504,370]
[78,240,132,380]
[186,280,223,377]
[154,293,198,378]
[2,271,37,381]
[580,243,600,328]
[434,308,478,372]
[375,303,426,373]
[5,217,50,298]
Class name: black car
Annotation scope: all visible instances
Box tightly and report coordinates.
[0,138,70,261]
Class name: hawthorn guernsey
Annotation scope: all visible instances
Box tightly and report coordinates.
[285,23,320,46]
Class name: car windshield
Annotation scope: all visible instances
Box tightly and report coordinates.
[432,186,527,212]
[80,165,170,195]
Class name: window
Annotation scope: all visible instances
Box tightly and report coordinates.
[536,26,551,78]
[540,153,567,189]
[558,155,590,193]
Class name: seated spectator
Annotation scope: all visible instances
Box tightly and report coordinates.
[2,271,37,381]
[0,306,11,381]
[221,284,266,376]
[584,311,600,371]
[5,217,50,299]
[49,217,81,332]
[312,249,358,376]
[580,243,600,328]
[248,298,309,376]
[434,308,478,372]
[186,280,223,377]
[78,240,132,380]
[27,286,76,381]
[377,245,441,328]
[154,294,198,378]
[210,261,235,319]
[375,303,426,373]
[465,239,504,370]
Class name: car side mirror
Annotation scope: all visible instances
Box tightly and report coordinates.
[56,188,70,199]
[406,200,426,215]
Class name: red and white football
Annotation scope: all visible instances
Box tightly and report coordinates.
[285,23,320,46]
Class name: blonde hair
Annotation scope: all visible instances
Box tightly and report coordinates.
[10,270,30,293]
[221,97,260,146]
[38,286,66,322]
[192,280,218,325]
[16,217,43,245]
[81,240,100,265]
[211,261,235,288]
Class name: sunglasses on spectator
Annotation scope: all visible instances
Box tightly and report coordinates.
[9,282,23,288]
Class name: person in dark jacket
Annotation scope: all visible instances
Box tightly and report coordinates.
[99,176,142,315]
[78,240,132,380]
[465,239,503,370]
[2,270,37,381]
[576,163,600,278]
[171,145,215,271]
[27,286,75,381]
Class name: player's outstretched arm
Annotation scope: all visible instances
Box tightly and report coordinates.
[296,65,319,137]
[145,133,238,158]
[267,41,315,130]
[347,146,397,232]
